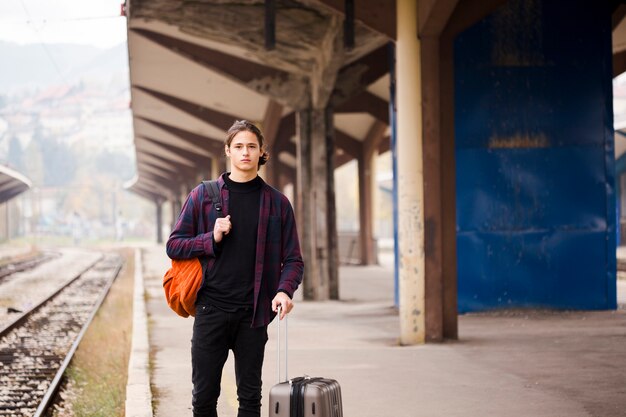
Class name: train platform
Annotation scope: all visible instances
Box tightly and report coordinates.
[136,245,626,417]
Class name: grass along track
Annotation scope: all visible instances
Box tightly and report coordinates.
[50,248,135,417]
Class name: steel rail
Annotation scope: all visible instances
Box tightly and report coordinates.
[0,251,60,281]
[0,254,104,338]
[33,258,124,417]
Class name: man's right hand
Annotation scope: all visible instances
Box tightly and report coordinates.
[213,215,232,242]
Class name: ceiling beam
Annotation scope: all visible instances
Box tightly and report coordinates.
[137,154,188,176]
[335,129,361,158]
[273,112,296,154]
[335,90,389,123]
[139,135,213,168]
[419,0,460,37]
[138,170,179,190]
[614,4,626,30]
[0,184,29,204]
[136,136,197,167]
[262,100,284,147]
[128,180,169,202]
[334,150,354,168]
[141,170,183,191]
[443,0,507,39]
[136,116,224,155]
[615,50,626,78]
[137,151,198,178]
[127,187,161,202]
[378,135,391,154]
[137,160,183,180]
[131,28,308,108]
[138,175,178,195]
[134,86,240,131]
[332,44,389,106]
[0,180,24,193]
[363,120,388,153]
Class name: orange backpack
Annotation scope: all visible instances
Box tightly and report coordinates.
[163,180,222,317]
[163,258,203,317]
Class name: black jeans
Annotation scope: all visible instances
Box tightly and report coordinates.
[191,305,268,417]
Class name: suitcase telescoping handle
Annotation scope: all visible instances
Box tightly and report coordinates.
[276,306,288,383]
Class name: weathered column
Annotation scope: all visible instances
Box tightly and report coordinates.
[296,106,339,300]
[357,153,375,265]
[0,203,7,241]
[156,199,163,244]
[294,15,343,301]
[262,158,282,189]
[397,0,425,345]
[421,35,445,342]
[261,101,283,188]
[325,108,340,300]
[210,156,221,180]
[358,121,387,265]
[171,199,181,230]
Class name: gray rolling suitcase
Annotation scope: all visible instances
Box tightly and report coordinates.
[268,309,343,417]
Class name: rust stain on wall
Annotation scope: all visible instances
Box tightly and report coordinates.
[488,132,549,149]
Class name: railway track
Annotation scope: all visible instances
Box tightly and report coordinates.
[0,252,61,283]
[0,253,123,416]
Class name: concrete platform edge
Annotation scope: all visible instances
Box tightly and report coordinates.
[125,248,154,417]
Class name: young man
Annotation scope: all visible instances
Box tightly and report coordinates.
[166,120,304,417]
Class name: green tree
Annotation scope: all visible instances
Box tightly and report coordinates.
[30,121,77,187]
[7,136,25,173]
[94,150,135,182]
[40,136,77,186]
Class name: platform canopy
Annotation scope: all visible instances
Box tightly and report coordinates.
[0,165,31,204]
[124,0,395,201]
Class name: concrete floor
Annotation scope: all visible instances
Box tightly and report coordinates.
[142,246,626,417]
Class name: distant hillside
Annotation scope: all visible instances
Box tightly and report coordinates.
[0,41,128,93]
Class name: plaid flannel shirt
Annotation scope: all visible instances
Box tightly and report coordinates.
[166,173,304,328]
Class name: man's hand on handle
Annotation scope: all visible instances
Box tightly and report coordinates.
[272,292,293,320]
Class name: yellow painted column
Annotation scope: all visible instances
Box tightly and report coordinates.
[397,0,425,345]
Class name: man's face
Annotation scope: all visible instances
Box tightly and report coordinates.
[225,131,262,173]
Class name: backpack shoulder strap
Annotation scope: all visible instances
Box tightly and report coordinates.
[202,180,223,215]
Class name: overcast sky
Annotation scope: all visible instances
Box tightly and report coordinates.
[0,0,127,48]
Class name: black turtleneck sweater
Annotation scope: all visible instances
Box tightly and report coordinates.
[196,174,262,310]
